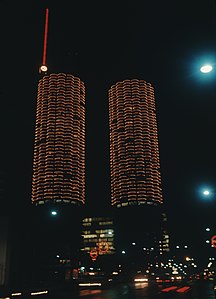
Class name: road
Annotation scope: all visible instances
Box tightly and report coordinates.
[47,280,216,299]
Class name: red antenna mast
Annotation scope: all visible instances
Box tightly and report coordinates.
[40,8,49,73]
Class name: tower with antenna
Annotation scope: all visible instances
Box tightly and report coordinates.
[39,8,49,73]
[32,8,86,207]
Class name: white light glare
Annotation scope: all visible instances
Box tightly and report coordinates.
[79,283,102,287]
[51,211,57,216]
[200,64,213,73]
[203,190,210,196]
[206,228,210,231]
[134,278,148,282]
[122,250,126,254]
[30,290,48,296]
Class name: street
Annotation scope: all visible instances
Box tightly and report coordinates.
[46,280,216,299]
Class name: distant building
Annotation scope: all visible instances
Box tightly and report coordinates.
[0,217,10,286]
[81,217,115,256]
[160,213,170,254]
[31,73,85,206]
[108,79,163,207]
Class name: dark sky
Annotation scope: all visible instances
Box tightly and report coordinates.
[1,0,216,249]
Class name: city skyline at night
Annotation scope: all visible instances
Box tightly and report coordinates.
[0,1,216,282]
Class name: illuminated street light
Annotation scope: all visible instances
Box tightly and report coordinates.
[206,228,210,231]
[203,190,210,196]
[122,250,126,254]
[200,64,213,73]
[132,242,136,245]
[51,210,57,216]
[200,188,215,201]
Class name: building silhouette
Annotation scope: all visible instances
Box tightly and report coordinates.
[32,73,85,206]
[108,79,163,208]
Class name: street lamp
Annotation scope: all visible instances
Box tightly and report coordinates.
[196,59,215,83]
[200,64,213,73]
[203,190,210,196]
[200,188,215,201]
[51,210,57,216]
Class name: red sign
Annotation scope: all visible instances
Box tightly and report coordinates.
[90,249,98,261]
[211,235,216,248]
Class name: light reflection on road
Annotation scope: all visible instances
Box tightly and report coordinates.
[79,289,102,296]
[134,282,148,289]
[78,284,151,298]
[47,281,215,299]
[79,285,131,299]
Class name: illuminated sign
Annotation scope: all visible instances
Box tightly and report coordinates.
[90,249,98,261]
[98,242,109,253]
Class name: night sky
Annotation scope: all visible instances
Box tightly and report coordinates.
[1,0,216,250]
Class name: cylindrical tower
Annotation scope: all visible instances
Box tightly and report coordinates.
[108,79,163,208]
[32,73,85,206]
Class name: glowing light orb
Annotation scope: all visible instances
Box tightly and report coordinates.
[40,65,48,72]
[200,64,213,73]
[51,211,57,216]
[203,190,210,196]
